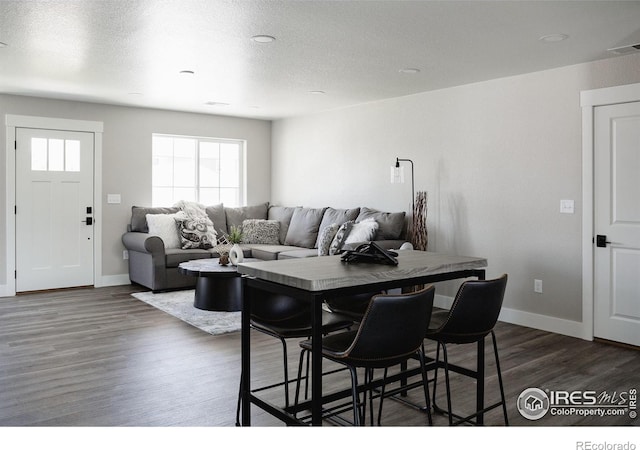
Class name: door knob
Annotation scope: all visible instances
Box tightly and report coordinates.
[596,235,611,247]
[82,217,93,225]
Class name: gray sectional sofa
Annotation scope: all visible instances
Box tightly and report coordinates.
[121,202,408,292]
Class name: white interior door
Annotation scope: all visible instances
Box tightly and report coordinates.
[594,101,640,346]
[15,128,95,292]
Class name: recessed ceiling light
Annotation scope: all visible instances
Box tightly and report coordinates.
[309,90,326,95]
[251,35,276,43]
[399,68,421,74]
[205,101,230,106]
[539,33,569,43]
[128,92,143,96]
[179,70,195,75]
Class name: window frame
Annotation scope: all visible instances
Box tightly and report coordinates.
[151,133,246,207]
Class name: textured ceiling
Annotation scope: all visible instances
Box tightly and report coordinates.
[1,1,640,120]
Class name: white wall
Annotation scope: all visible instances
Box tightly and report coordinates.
[272,53,640,333]
[1,95,271,289]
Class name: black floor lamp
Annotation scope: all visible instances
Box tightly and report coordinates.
[391,157,428,252]
[391,157,414,211]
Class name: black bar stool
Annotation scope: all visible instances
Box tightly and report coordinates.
[424,274,509,426]
[299,286,435,426]
[235,293,353,425]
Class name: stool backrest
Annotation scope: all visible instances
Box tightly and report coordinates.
[432,274,508,344]
[250,293,310,324]
[342,286,435,367]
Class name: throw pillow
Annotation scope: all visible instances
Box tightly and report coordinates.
[284,207,327,248]
[242,219,281,245]
[174,200,208,218]
[329,221,354,255]
[130,206,179,232]
[146,213,181,249]
[205,203,227,238]
[317,223,340,256]
[225,203,269,231]
[344,217,379,244]
[174,212,218,249]
[356,207,406,240]
[315,207,360,248]
[268,205,298,244]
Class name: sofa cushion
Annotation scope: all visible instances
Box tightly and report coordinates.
[285,207,327,248]
[268,205,298,244]
[317,223,340,256]
[225,202,269,232]
[278,249,321,259]
[315,207,360,248]
[356,207,406,240]
[242,219,280,245]
[246,244,302,261]
[131,206,179,232]
[146,213,181,249]
[205,203,227,238]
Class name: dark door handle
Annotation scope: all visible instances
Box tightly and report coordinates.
[82,217,93,225]
[596,235,611,247]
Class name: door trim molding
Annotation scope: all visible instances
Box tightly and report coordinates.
[4,115,104,296]
[580,82,640,341]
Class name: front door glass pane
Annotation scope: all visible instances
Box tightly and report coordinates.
[31,138,48,171]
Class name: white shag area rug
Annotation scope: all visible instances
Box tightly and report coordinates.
[131,290,241,335]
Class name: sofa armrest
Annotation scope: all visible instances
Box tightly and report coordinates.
[122,232,166,254]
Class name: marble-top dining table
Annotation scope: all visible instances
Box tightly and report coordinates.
[236,249,488,426]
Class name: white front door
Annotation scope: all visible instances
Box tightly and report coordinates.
[15,128,95,292]
[593,101,640,346]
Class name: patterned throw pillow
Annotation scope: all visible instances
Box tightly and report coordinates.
[174,214,217,249]
[241,219,280,245]
[317,223,339,256]
[329,221,354,255]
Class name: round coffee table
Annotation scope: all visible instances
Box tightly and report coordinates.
[178,258,259,311]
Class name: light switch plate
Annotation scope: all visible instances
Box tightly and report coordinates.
[560,199,574,214]
[107,194,121,204]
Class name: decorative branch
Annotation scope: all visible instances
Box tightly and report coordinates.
[411,191,428,251]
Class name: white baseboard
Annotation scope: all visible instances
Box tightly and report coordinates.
[498,307,586,340]
[435,294,587,340]
[0,275,131,297]
[0,283,12,298]
[95,274,131,288]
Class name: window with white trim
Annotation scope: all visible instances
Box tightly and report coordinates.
[152,134,244,207]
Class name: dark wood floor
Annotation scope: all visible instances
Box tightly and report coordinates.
[0,284,638,428]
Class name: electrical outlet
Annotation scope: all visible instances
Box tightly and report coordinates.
[534,279,543,294]
[123,250,129,260]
